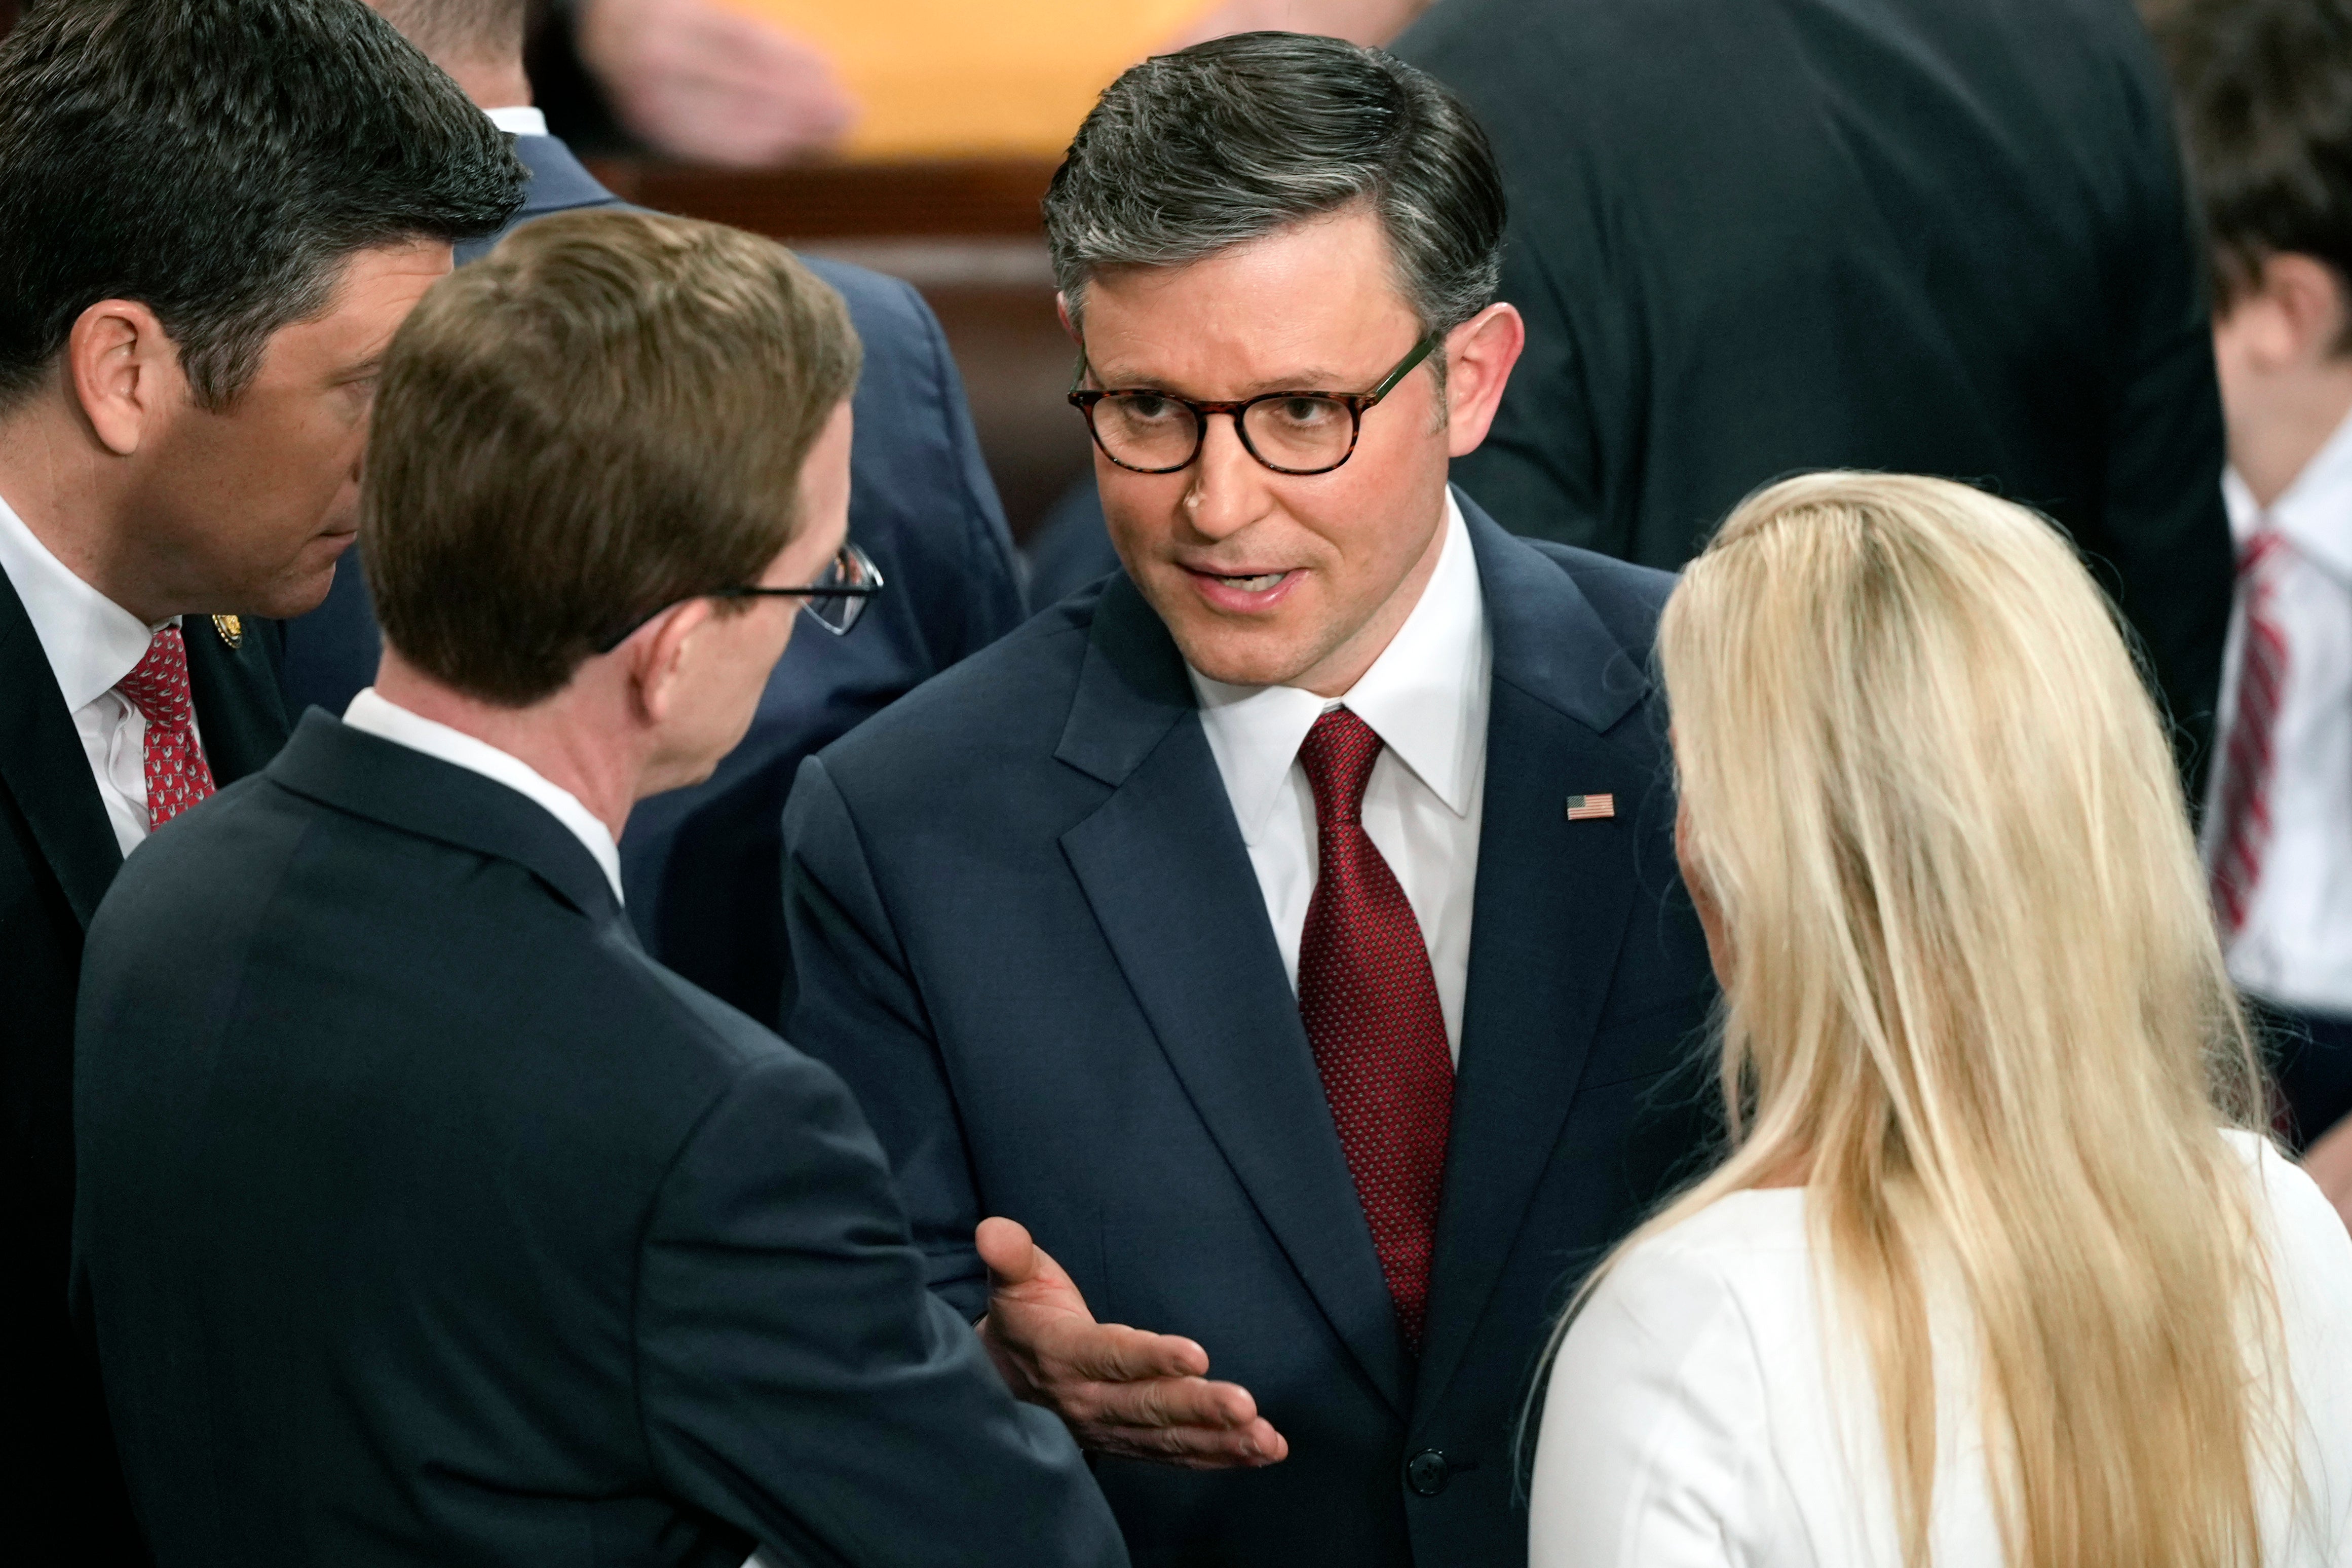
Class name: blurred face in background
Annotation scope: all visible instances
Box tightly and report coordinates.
[1075,204,1521,697]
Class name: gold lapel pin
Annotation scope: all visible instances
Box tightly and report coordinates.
[1565,793,1616,821]
[211,614,243,649]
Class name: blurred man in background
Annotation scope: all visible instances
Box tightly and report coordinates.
[288,0,1026,1023]
[2155,0,2352,1228]
[1395,0,2234,784]
[0,1,520,1557]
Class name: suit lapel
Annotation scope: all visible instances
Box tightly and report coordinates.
[0,567,123,927]
[1056,577,1413,1415]
[1414,501,1662,1420]
[184,615,291,785]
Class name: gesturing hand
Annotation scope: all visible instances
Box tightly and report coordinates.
[975,1217,1289,1470]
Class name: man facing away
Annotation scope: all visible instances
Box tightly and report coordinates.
[1395,0,2235,786]
[782,34,1717,1567]
[74,210,1125,1568]
[287,0,1029,1027]
[0,1,522,1556]
[2156,0,2352,1227]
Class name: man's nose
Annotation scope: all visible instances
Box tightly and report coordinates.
[1181,412,1268,539]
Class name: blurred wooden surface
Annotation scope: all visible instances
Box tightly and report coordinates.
[718,0,1195,160]
[592,158,1089,543]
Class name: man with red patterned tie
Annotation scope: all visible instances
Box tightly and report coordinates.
[0,3,521,1559]
[781,35,1716,1568]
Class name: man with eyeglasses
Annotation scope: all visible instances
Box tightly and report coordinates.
[73,209,1125,1568]
[781,33,1717,1568]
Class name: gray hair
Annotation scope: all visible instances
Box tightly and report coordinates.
[1042,32,1506,342]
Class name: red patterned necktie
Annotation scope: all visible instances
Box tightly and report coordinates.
[115,623,216,830]
[1296,707,1455,1352]
[2210,530,2291,936]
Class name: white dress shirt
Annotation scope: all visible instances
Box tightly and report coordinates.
[0,489,195,857]
[483,104,549,137]
[1529,1131,2352,1568]
[1188,490,1490,1059]
[343,687,624,904]
[2205,412,2352,1018]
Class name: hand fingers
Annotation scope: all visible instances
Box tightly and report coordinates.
[1089,1413,1289,1470]
[975,1216,1039,1287]
[1047,1317,1209,1383]
[1077,1370,1254,1434]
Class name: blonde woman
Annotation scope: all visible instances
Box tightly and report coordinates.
[1528,473,2352,1568]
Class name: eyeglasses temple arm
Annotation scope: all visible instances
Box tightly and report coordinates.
[1367,332,1444,403]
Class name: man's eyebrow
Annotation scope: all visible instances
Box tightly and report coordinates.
[1089,366,1352,395]
[335,353,387,384]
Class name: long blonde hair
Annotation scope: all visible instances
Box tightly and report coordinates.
[1596,473,2285,1567]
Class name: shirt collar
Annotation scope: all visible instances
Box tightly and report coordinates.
[483,104,548,138]
[2228,404,2352,584]
[342,687,625,904]
[1187,490,1491,846]
[0,489,166,710]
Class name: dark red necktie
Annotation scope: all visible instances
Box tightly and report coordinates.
[1296,707,1455,1351]
[115,624,216,830]
[2210,528,2290,937]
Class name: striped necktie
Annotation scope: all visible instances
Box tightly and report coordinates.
[2210,529,2292,936]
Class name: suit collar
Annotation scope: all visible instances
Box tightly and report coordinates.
[342,688,623,905]
[0,561,121,925]
[1412,504,1671,1425]
[1052,572,1194,788]
[1460,491,1649,732]
[0,489,154,710]
[267,711,623,926]
[511,133,622,217]
[182,609,289,787]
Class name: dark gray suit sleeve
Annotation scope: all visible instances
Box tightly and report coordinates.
[635,1047,1123,1568]
[781,754,990,1319]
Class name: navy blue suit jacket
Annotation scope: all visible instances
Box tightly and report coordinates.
[782,498,1719,1567]
[279,133,1025,1020]
[73,714,1125,1567]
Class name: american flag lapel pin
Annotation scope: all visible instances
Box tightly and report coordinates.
[1564,793,1616,822]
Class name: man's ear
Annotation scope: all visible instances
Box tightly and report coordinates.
[2247,253,2352,369]
[1055,291,1082,346]
[1441,302,1526,458]
[65,299,189,457]
[626,596,717,728]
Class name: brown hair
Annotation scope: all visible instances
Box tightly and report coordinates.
[2151,0,2352,326]
[363,208,860,705]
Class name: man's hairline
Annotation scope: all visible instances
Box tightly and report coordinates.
[5,230,463,417]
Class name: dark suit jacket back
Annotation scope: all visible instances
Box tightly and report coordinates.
[0,580,286,1564]
[72,714,1123,1567]
[1398,0,2233,774]
[783,498,1718,1568]
[278,132,1027,1021]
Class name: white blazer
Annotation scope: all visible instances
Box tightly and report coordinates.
[1530,1132,2352,1567]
